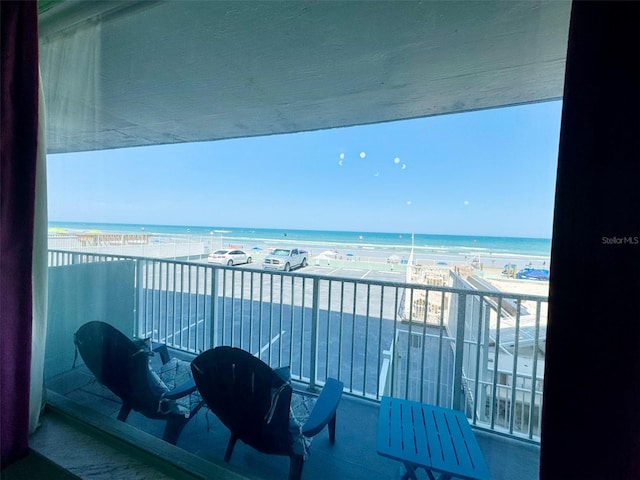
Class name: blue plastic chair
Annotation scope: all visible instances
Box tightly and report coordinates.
[74,321,203,445]
[191,346,343,480]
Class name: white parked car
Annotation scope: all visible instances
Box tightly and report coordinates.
[207,249,252,266]
[262,248,308,271]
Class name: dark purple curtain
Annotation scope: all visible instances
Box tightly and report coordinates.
[540,1,640,479]
[0,1,39,469]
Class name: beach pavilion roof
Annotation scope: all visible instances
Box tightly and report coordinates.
[38,1,571,154]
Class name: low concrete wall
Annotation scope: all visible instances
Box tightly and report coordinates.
[45,260,136,379]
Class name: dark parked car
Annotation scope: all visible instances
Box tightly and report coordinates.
[515,267,550,280]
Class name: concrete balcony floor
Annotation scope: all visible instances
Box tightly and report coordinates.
[187,396,541,480]
[38,364,540,480]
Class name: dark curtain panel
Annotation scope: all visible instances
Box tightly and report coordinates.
[0,0,39,469]
[541,1,640,479]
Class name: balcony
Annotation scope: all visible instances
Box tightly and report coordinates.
[43,249,546,479]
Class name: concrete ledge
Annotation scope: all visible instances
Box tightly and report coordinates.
[32,390,248,480]
[2,449,82,480]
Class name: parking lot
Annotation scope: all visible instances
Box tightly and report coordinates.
[197,257,408,283]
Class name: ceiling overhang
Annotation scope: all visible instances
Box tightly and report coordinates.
[39,1,571,154]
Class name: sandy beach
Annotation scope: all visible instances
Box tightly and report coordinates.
[48,228,551,288]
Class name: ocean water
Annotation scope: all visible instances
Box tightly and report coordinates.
[49,221,552,263]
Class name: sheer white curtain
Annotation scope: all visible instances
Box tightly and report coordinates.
[30,69,48,433]
[33,14,101,433]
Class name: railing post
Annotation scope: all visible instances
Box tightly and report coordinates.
[309,278,320,391]
[133,258,140,336]
[480,302,491,422]
[210,267,219,349]
[453,292,467,410]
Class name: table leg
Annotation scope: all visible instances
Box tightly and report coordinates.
[402,462,419,480]
[424,470,451,480]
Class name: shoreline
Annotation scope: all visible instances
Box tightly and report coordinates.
[48,222,552,254]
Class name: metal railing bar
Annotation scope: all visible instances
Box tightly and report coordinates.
[436,291,446,406]
[268,274,274,364]
[301,276,308,384]
[376,285,385,400]
[172,262,177,346]
[472,294,485,426]
[141,260,148,337]
[202,266,209,351]
[338,281,345,383]
[222,269,229,345]
[453,292,467,410]
[419,289,429,404]
[490,297,503,430]
[288,275,294,372]
[165,263,170,344]
[403,286,413,401]
[187,264,193,351]
[194,266,201,352]
[529,300,543,439]
[349,282,357,393]
[133,259,141,338]
[210,267,218,349]
[363,283,371,397]
[248,271,255,353]
[177,263,185,348]
[326,279,332,381]
[391,287,399,398]
[152,261,160,337]
[309,278,319,391]
[509,298,522,435]
[278,274,284,366]
[229,270,242,346]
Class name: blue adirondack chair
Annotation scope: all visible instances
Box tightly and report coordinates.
[73,321,203,445]
[191,346,343,480]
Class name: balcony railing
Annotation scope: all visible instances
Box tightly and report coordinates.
[47,249,547,442]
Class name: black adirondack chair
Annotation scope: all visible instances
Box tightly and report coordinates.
[73,321,203,445]
[191,346,343,480]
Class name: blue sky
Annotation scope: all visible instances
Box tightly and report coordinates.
[47,101,562,238]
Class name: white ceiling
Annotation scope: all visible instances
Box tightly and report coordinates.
[39,1,571,154]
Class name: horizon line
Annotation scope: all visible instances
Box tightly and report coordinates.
[48,220,552,241]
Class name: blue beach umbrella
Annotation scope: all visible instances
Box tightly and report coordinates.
[345,253,354,257]
[252,246,262,251]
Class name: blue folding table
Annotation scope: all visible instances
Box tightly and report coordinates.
[377,397,491,480]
